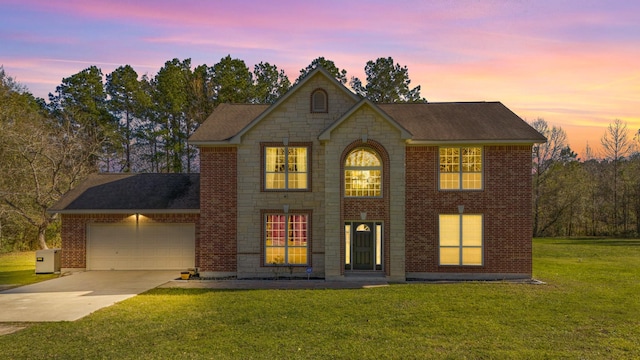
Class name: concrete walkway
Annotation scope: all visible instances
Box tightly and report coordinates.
[0,271,176,322]
[0,272,390,323]
[159,278,390,290]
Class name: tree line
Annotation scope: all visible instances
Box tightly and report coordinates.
[2,54,638,251]
[0,56,424,250]
[532,118,640,238]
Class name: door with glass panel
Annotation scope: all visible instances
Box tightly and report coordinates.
[345,222,383,271]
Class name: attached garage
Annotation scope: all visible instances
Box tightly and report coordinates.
[48,173,200,271]
[87,223,195,270]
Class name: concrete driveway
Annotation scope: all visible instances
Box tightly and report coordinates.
[0,271,176,322]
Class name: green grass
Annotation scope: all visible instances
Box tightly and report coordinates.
[1,239,639,359]
[0,252,58,289]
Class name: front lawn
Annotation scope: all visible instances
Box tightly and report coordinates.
[0,252,58,289]
[1,239,639,359]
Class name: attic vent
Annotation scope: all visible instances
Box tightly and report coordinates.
[311,89,328,113]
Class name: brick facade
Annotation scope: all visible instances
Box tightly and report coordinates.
[405,145,533,279]
[198,147,237,274]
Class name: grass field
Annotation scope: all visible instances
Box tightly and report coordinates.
[0,252,58,289]
[0,239,639,359]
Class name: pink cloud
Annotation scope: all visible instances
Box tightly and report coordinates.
[4,0,640,159]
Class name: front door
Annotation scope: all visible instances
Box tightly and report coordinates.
[353,222,374,270]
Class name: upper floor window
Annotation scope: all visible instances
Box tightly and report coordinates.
[264,145,309,190]
[344,148,381,197]
[311,89,327,113]
[439,147,482,190]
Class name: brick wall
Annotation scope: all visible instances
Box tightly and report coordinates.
[60,213,199,269]
[199,147,237,273]
[405,145,533,277]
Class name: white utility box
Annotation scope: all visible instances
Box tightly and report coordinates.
[35,249,61,274]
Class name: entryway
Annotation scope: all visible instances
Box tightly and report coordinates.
[345,221,383,272]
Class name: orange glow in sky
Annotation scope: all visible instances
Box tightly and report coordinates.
[2,0,638,159]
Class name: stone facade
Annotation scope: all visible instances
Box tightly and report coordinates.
[323,106,407,281]
[229,75,356,279]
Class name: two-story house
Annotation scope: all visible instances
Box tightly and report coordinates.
[50,67,546,281]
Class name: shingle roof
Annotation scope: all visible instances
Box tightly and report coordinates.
[190,101,546,144]
[378,102,546,142]
[48,173,200,213]
[189,103,269,143]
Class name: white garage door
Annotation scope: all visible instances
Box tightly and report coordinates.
[87,223,195,270]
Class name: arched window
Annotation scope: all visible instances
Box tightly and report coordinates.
[311,89,327,113]
[344,148,381,197]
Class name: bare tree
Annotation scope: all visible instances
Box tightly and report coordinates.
[530,118,569,236]
[601,119,634,234]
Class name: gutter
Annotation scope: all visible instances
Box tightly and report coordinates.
[47,209,200,215]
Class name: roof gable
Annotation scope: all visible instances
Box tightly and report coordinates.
[189,67,360,145]
[318,99,412,141]
[48,173,200,214]
[228,67,360,144]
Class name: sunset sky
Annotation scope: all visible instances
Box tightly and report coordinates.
[1,0,638,158]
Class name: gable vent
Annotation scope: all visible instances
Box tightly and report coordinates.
[311,89,328,113]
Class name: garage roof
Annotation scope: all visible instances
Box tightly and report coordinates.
[48,173,200,214]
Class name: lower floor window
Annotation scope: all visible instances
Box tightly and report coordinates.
[439,214,483,266]
[265,214,308,265]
